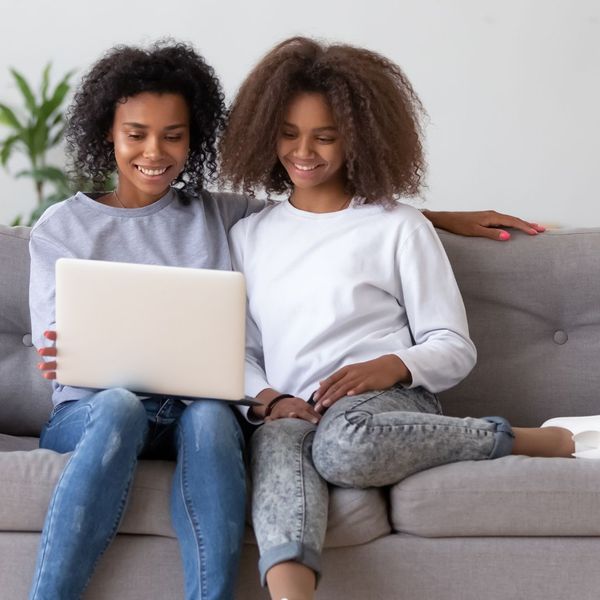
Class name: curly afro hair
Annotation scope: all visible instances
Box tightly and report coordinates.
[219,36,427,204]
[65,40,225,193]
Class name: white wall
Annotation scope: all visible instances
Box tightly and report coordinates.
[1,0,598,226]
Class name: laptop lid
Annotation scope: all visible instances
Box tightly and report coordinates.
[55,258,247,402]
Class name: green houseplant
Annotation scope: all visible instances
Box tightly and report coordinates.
[0,64,74,225]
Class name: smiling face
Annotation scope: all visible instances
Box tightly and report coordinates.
[109,92,190,206]
[277,93,346,200]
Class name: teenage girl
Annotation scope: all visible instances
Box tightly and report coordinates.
[29,42,264,600]
[220,37,580,600]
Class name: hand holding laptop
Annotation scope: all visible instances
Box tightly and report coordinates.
[37,330,57,380]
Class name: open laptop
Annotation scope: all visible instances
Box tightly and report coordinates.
[55,258,255,404]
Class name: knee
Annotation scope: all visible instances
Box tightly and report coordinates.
[82,389,146,464]
[251,418,314,455]
[90,387,146,430]
[312,417,362,487]
[180,401,243,454]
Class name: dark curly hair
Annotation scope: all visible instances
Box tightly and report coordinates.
[65,40,225,193]
[219,37,427,204]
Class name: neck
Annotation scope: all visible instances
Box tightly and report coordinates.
[290,185,351,214]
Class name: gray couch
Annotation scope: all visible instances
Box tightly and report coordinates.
[2,223,600,600]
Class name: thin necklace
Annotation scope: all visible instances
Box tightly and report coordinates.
[112,189,127,209]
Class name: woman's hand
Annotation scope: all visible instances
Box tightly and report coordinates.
[37,330,57,380]
[266,396,321,425]
[251,388,321,424]
[313,355,411,412]
[423,209,545,241]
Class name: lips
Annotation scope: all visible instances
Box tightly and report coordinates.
[287,159,324,175]
[292,162,319,171]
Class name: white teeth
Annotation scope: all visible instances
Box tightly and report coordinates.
[137,166,168,176]
[293,163,318,171]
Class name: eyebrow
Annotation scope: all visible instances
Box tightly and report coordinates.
[282,121,338,133]
[121,122,188,130]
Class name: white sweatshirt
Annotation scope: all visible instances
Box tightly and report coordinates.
[229,199,476,405]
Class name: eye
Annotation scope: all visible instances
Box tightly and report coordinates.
[281,131,296,139]
[127,133,143,140]
[316,137,335,143]
[165,135,183,142]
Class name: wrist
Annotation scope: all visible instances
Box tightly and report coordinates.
[250,388,292,419]
[421,209,446,228]
[264,394,295,417]
[382,354,412,385]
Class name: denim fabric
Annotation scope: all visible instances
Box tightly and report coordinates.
[313,386,513,487]
[30,389,246,600]
[250,418,327,586]
[251,386,514,585]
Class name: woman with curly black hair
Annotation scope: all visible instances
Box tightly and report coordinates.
[222,37,572,600]
[28,41,263,600]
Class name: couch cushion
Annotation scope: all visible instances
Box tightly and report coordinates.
[0,434,39,451]
[391,455,600,536]
[0,443,390,546]
[0,448,177,537]
[322,486,390,547]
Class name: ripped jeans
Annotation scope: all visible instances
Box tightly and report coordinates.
[30,389,246,600]
[250,386,514,585]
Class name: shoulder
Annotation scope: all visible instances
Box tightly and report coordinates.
[201,189,266,213]
[201,189,267,230]
[383,201,428,225]
[31,194,85,241]
[356,200,431,236]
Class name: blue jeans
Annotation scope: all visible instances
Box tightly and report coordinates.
[29,388,247,600]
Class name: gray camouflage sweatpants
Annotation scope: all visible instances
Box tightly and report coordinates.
[250,385,514,585]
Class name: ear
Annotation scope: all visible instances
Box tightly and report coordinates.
[107,131,114,143]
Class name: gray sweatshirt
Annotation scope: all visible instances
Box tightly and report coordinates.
[29,188,263,406]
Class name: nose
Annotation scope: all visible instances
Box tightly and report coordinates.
[292,136,314,159]
[142,135,163,160]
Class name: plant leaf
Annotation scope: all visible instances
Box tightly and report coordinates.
[22,127,37,162]
[16,165,67,184]
[0,134,20,166]
[49,125,65,147]
[10,68,37,115]
[41,63,51,101]
[0,103,23,131]
[39,80,70,123]
[32,120,49,157]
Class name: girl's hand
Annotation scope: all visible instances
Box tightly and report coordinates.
[266,396,321,425]
[313,355,411,412]
[37,330,57,380]
[423,209,545,241]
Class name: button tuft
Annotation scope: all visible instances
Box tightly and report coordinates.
[553,330,568,345]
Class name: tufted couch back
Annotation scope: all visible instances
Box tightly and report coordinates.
[0,226,52,435]
[438,228,600,426]
[1,224,599,436]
